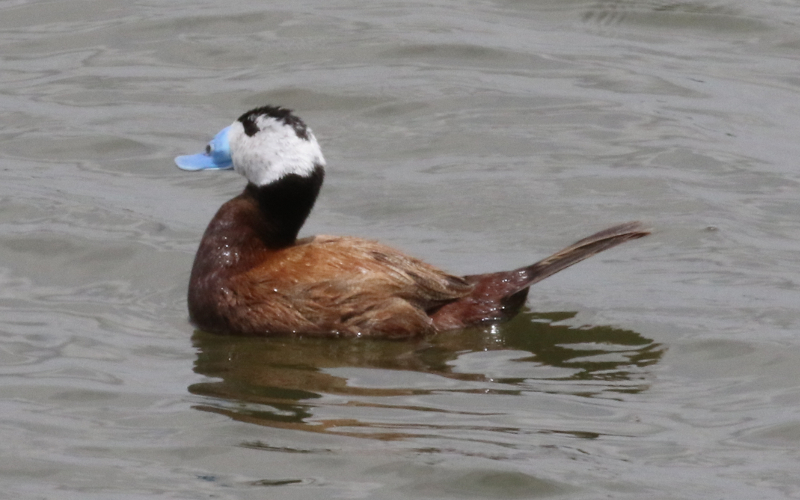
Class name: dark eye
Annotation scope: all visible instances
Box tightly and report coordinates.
[205,144,212,154]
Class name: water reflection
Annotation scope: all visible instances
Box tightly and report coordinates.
[189,311,663,437]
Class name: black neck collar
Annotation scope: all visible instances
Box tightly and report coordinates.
[246,164,325,248]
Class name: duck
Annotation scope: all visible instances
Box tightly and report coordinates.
[176,105,649,338]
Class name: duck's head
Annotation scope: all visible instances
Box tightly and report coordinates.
[175,106,326,186]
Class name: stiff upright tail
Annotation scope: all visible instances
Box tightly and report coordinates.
[429,221,650,331]
[503,220,651,290]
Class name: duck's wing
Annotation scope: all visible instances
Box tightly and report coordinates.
[233,236,472,337]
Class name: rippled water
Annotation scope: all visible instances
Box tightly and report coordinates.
[2,0,800,498]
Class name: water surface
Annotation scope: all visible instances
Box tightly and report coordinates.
[2,0,800,498]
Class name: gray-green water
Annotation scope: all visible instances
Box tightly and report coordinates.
[2,0,800,498]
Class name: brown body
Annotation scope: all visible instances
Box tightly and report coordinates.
[188,184,649,338]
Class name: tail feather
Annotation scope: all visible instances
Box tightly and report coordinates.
[429,221,650,331]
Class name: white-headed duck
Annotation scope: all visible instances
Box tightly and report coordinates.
[176,105,649,338]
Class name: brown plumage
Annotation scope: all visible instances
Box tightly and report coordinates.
[181,105,650,338]
[188,185,649,338]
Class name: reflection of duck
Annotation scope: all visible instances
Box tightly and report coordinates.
[189,312,664,434]
[177,106,649,338]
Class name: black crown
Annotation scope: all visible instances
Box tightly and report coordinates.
[237,105,310,141]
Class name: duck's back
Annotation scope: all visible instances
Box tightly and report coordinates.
[189,214,473,337]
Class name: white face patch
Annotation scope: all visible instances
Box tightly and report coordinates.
[227,115,326,187]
